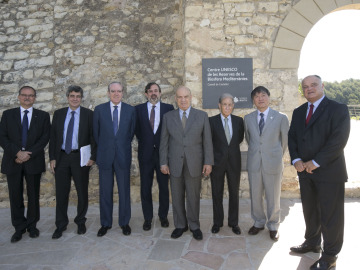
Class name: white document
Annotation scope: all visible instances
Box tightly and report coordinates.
[80,145,91,167]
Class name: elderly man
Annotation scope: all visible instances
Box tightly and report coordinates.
[288,75,350,270]
[0,86,50,243]
[160,86,213,240]
[135,82,174,231]
[209,93,244,235]
[244,86,289,241]
[93,82,136,237]
[49,85,96,239]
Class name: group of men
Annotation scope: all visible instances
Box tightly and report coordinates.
[0,75,349,270]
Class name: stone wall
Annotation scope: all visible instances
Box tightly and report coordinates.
[1,0,357,207]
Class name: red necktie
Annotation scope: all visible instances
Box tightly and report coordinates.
[305,104,314,126]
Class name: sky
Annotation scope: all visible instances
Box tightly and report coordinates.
[298,9,360,83]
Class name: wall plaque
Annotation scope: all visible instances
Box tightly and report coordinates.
[202,58,253,109]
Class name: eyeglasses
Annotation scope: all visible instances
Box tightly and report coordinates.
[19,94,35,98]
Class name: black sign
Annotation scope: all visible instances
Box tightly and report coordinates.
[202,58,253,109]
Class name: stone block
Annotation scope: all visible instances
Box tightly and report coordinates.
[274,26,305,50]
[294,0,324,24]
[4,51,29,60]
[225,25,241,35]
[281,9,313,37]
[234,3,255,13]
[234,35,255,45]
[185,6,203,18]
[258,2,279,13]
[0,61,13,71]
[314,0,336,15]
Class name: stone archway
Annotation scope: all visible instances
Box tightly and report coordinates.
[270,0,360,69]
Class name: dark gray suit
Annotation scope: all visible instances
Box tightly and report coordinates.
[159,107,214,230]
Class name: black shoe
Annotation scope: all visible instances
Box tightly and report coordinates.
[28,227,40,238]
[52,227,67,239]
[211,224,220,234]
[248,226,264,235]
[77,224,86,235]
[290,243,322,254]
[11,229,26,243]
[190,228,203,240]
[143,220,152,231]
[171,225,188,239]
[121,224,131,236]
[269,230,279,241]
[97,226,111,237]
[310,258,336,270]
[230,225,241,235]
[160,217,169,228]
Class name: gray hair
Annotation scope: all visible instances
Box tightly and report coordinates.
[219,93,234,104]
[108,81,124,92]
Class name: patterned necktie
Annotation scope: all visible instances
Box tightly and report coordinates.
[181,111,187,129]
[306,104,314,126]
[22,110,29,150]
[113,105,118,135]
[65,111,75,154]
[259,113,264,135]
[150,105,156,132]
[224,117,231,144]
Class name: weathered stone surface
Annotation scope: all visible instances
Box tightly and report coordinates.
[0,0,357,208]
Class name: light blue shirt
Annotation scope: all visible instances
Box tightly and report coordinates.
[220,114,233,137]
[179,106,191,120]
[257,107,269,124]
[62,107,80,150]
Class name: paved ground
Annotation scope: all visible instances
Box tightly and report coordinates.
[0,198,358,270]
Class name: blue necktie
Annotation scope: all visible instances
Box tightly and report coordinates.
[259,113,264,135]
[22,110,29,150]
[65,111,75,154]
[113,106,118,135]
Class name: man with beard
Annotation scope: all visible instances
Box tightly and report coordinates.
[135,83,174,231]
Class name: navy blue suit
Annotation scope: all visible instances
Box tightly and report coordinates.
[135,102,174,221]
[93,101,136,227]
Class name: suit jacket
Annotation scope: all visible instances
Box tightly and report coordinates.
[209,114,244,171]
[0,107,50,175]
[135,102,174,163]
[49,106,96,163]
[244,108,289,174]
[159,107,214,178]
[93,101,136,170]
[288,97,350,182]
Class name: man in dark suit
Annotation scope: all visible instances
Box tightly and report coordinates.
[135,82,174,231]
[209,93,244,235]
[288,75,350,270]
[93,82,136,237]
[0,86,50,243]
[49,85,96,239]
[160,86,214,241]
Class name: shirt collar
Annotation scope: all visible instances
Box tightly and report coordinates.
[20,106,33,113]
[308,95,325,108]
[67,106,80,114]
[257,107,269,117]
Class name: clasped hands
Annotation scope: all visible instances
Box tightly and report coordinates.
[15,150,32,164]
[160,164,212,177]
[294,160,317,174]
